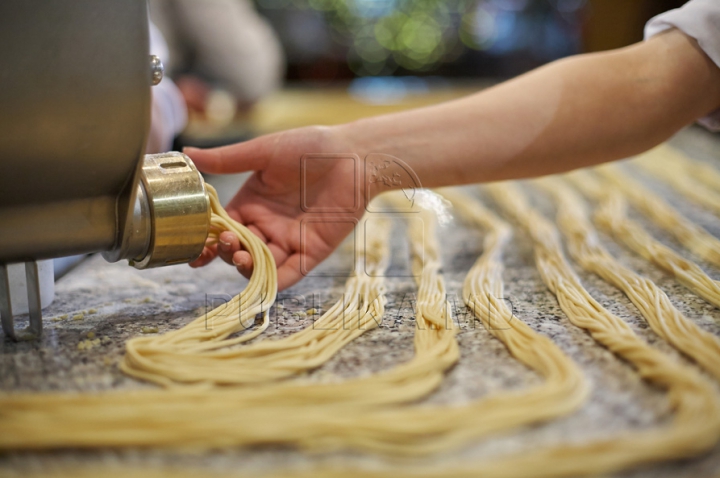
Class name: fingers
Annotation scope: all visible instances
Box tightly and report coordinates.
[189,230,306,292]
[183,135,273,175]
[188,232,255,280]
[276,254,305,291]
[229,249,303,290]
[215,231,253,279]
[231,250,254,279]
[216,231,241,265]
[214,230,258,280]
[230,240,290,282]
[189,243,218,268]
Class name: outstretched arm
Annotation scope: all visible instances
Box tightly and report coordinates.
[186,29,720,290]
[336,28,720,186]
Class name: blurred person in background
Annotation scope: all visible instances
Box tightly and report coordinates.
[149,0,285,115]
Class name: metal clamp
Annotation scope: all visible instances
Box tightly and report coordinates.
[0,262,43,340]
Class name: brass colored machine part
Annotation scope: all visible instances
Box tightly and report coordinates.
[104,153,211,269]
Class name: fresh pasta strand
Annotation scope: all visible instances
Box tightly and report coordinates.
[120,184,276,384]
[597,164,720,267]
[633,145,720,215]
[567,169,720,311]
[319,189,590,455]
[670,148,720,192]
[536,177,720,380]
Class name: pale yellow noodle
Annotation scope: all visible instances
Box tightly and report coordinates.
[597,164,720,267]
[322,189,590,455]
[567,169,720,310]
[634,145,720,215]
[675,151,720,192]
[536,177,720,380]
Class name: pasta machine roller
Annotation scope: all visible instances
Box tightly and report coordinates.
[0,0,211,340]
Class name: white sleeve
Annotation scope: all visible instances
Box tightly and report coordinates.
[645,0,720,131]
[148,21,188,153]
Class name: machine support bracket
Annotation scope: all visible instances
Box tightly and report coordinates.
[0,262,43,341]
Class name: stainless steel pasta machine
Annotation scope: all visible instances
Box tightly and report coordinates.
[0,1,211,340]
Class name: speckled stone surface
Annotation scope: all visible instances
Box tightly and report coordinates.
[2,127,720,477]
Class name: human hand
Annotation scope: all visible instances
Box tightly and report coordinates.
[186,125,368,291]
[176,75,211,115]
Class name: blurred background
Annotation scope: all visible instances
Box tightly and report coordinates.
[261,0,683,81]
[151,0,688,148]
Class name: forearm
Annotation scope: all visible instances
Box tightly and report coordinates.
[338,29,720,190]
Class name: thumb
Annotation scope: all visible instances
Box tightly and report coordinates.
[183,136,272,175]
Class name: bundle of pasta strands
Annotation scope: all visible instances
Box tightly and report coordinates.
[385,192,459,372]
[0,195,463,451]
[567,169,720,311]
[122,184,279,386]
[471,181,720,476]
[298,190,588,456]
[122,192,400,388]
[660,144,720,191]
[438,188,588,419]
[633,145,720,216]
[120,189,460,402]
[537,177,720,380]
[597,164,720,267]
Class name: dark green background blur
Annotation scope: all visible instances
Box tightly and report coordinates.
[255,0,687,82]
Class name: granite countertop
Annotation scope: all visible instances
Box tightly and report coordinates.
[2,126,720,477]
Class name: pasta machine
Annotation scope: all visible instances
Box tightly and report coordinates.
[0,1,211,340]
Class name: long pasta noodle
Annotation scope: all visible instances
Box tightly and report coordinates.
[439,187,588,421]
[536,177,720,379]
[670,147,720,191]
[566,169,720,310]
[597,164,720,267]
[0,193,464,451]
[298,191,586,456]
[0,193,456,454]
[633,145,720,215]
